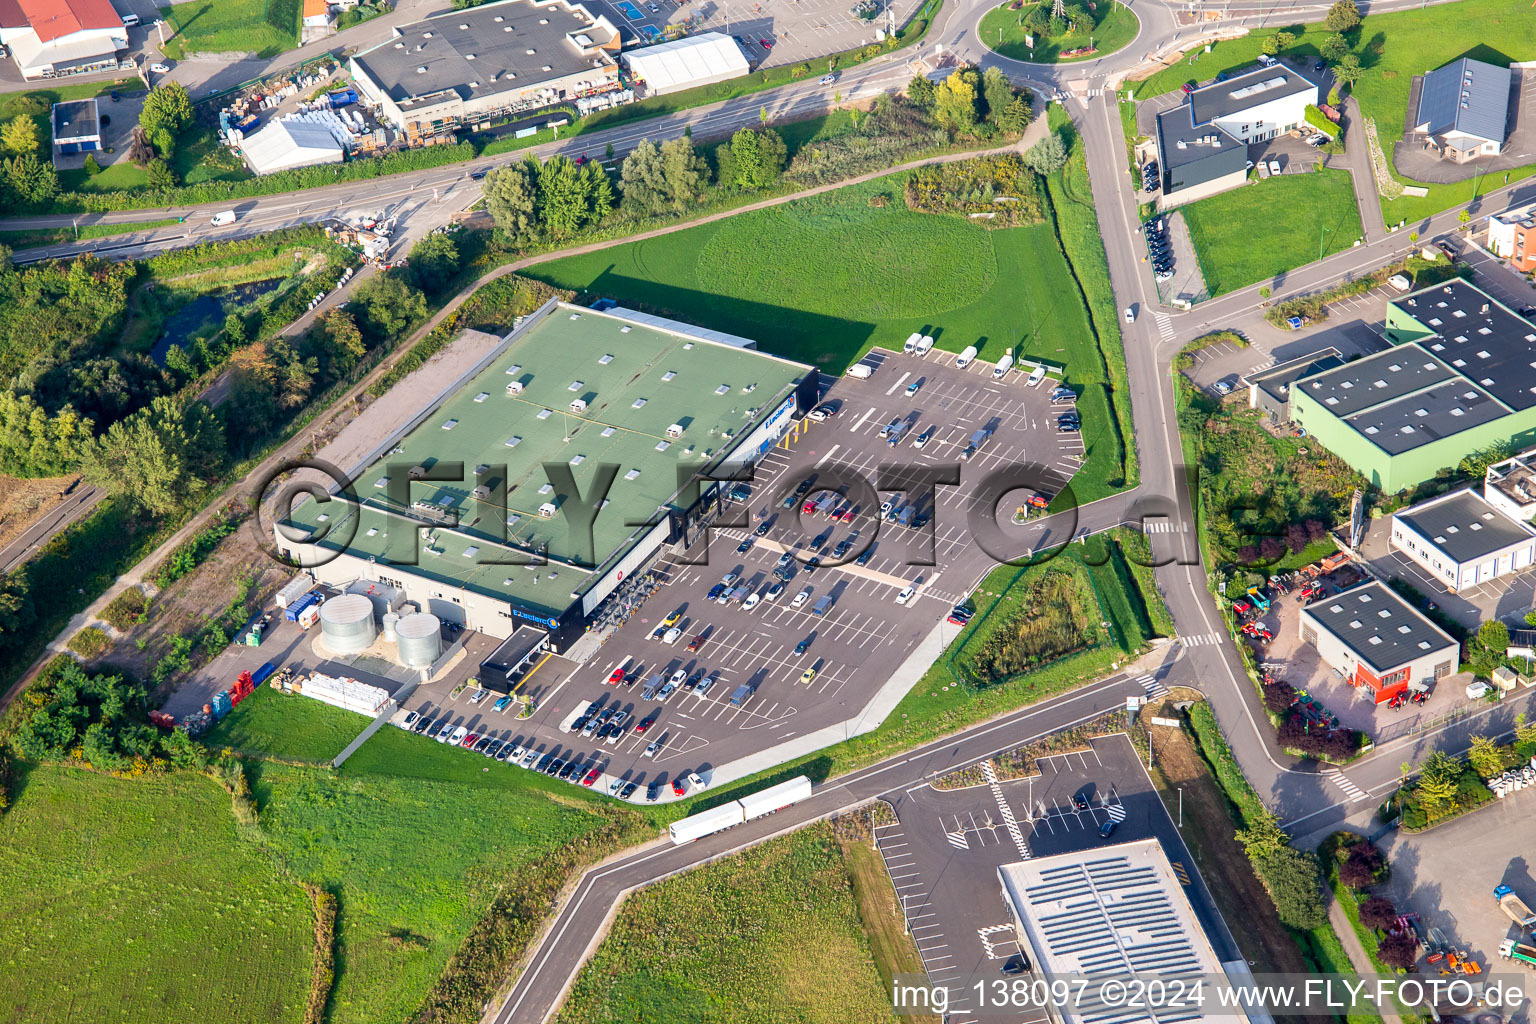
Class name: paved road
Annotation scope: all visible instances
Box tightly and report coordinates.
[0,484,101,575]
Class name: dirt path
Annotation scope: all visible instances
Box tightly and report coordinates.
[0,125,1047,714]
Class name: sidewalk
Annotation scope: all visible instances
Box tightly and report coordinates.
[1326,892,1406,1024]
[1338,95,1389,243]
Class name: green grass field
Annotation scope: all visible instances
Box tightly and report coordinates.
[979,1,1139,63]
[158,0,297,59]
[1130,0,1536,222]
[1180,170,1363,295]
[0,765,314,1024]
[526,172,1131,500]
[553,822,896,1024]
[203,684,364,762]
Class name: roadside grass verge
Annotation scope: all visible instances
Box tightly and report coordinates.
[203,684,363,763]
[1179,171,1363,295]
[0,217,181,250]
[552,821,898,1024]
[0,764,314,1024]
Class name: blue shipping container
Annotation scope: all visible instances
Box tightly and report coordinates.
[252,662,277,686]
[328,88,357,107]
[284,591,321,622]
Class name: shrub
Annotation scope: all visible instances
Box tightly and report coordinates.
[67,626,111,659]
[1338,842,1382,888]
[1261,678,1297,713]
[1377,931,1417,971]
[100,587,149,631]
[1358,895,1397,931]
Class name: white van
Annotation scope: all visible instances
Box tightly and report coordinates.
[956,345,977,368]
[121,12,140,26]
[211,210,236,226]
[992,354,1014,379]
[914,335,935,356]
[847,363,873,380]
[902,332,922,354]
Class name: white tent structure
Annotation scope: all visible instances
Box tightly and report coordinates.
[620,33,749,97]
[240,118,345,176]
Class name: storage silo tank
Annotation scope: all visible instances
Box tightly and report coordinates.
[319,593,376,654]
[395,613,442,668]
[381,612,400,643]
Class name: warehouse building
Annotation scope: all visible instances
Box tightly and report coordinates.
[3,0,127,80]
[1411,57,1512,163]
[50,97,99,155]
[1390,487,1536,592]
[1484,445,1536,521]
[997,840,1249,1024]
[1484,201,1536,273]
[276,299,818,654]
[1290,279,1536,492]
[349,0,626,134]
[1155,61,1320,207]
[620,32,748,97]
[239,116,346,175]
[1243,347,1343,424]
[1298,580,1459,704]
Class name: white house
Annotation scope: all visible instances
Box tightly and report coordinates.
[4,0,126,80]
[1390,486,1536,592]
[1413,57,1511,163]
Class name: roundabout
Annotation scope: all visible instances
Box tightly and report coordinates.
[976,0,1141,64]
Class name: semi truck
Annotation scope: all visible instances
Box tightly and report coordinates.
[1497,884,1536,935]
[1499,939,1536,969]
[668,776,813,843]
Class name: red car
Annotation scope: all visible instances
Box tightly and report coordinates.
[760,38,772,48]
[840,506,857,522]
[607,667,625,685]
[1027,494,1051,509]
[802,499,818,513]
[672,777,687,796]
[574,154,588,165]
[582,767,601,787]
[461,733,479,748]
[1180,81,1195,94]
[636,715,655,734]
[686,634,705,653]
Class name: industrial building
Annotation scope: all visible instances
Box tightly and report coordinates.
[1,0,127,80]
[1155,61,1320,207]
[1243,347,1343,424]
[239,116,346,175]
[349,0,626,135]
[996,840,1248,1024]
[1411,57,1512,163]
[1298,580,1459,704]
[276,299,818,655]
[1485,201,1536,273]
[620,33,748,97]
[1289,279,1536,492]
[1390,486,1536,592]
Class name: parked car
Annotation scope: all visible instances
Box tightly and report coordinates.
[661,627,683,645]
[799,668,817,685]
[637,715,655,734]
[621,781,639,799]
[400,711,420,730]
[766,582,784,600]
[743,592,761,611]
[582,767,601,787]
[493,695,512,711]
[1467,680,1493,700]
[808,403,836,421]
[448,725,468,745]
[647,781,662,801]
[794,636,812,656]
[895,584,916,605]
[672,777,687,796]
[469,689,488,705]
[644,739,662,758]
[686,633,706,653]
[149,62,171,74]
[792,588,812,608]
[1099,819,1118,838]
[686,771,707,790]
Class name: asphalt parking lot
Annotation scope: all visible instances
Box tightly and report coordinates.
[582,0,921,72]
[1182,308,1390,399]
[397,345,1081,801]
[1378,781,1536,1013]
[871,734,1239,1022]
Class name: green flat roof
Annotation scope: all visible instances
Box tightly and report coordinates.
[284,303,808,615]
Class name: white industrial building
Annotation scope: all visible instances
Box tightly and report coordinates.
[239,117,346,175]
[997,840,1249,1024]
[1390,486,1536,592]
[349,0,625,134]
[620,33,749,97]
[1,0,127,80]
[1298,580,1459,704]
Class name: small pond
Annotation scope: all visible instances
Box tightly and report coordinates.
[149,278,285,365]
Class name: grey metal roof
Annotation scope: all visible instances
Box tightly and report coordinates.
[1301,581,1457,674]
[1188,62,1319,126]
[1293,346,1457,417]
[352,0,613,109]
[1415,57,1511,145]
[1396,487,1536,565]
[1343,378,1506,454]
[1155,104,1246,190]
[1245,348,1344,409]
[1398,278,1536,412]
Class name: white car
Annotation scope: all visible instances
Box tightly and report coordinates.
[686,771,707,790]
[1123,307,1135,323]
[448,725,469,746]
[721,571,739,587]
[896,584,917,605]
[507,744,526,763]
[743,592,761,611]
[661,627,683,645]
[643,738,663,758]
[792,588,812,608]
[1467,680,1492,700]
[149,62,170,74]
[765,582,784,601]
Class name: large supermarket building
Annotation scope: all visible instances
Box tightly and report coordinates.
[276,299,818,654]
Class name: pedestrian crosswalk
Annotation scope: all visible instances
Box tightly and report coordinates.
[1179,632,1225,648]
[1106,803,1128,823]
[981,760,1031,859]
[977,924,1015,959]
[1324,769,1369,802]
[1135,673,1169,700]
[1152,312,1177,342]
[1142,519,1188,534]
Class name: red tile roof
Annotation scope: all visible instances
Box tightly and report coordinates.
[16,0,122,42]
[0,0,27,29]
